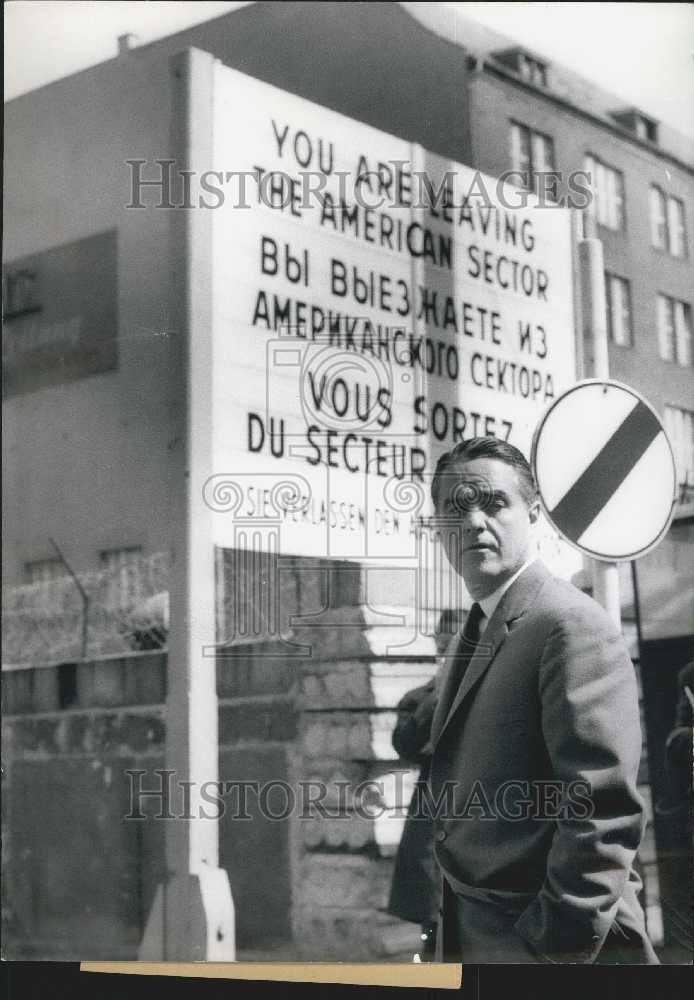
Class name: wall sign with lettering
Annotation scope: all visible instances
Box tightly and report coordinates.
[202,67,577,566]
[2,229,118,398]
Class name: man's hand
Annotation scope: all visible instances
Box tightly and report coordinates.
[513,602,644,963]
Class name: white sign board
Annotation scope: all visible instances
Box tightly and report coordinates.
[532,379,678,561]
[207,65,577,568]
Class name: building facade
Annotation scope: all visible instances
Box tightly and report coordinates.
[412,1,694,636]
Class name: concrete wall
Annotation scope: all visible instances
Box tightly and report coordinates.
[1,649,296,960]
[2,654,167,959]
[216,552,437,960]
[2,557,442,961]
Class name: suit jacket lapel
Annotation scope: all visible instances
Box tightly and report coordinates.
[432,560,551,749]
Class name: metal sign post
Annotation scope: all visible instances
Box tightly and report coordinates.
[577,213,620,624]
[139,48,235,962]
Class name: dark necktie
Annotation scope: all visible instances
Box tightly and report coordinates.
[452,602,485,691]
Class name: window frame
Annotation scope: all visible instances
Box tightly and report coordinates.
[604,272,633,347]
[584,153,626,232]
[649,184,667,250]
[663,404,694,492]
[510,120,556,196]
[656,293,692,366]
[667,194,688,258]
[517,53,547,87]
[24,557,67,585]
[650,185,688,258]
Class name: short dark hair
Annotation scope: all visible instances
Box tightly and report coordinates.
[431,437,538,509]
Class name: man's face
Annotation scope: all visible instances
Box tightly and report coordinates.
[435,456,540,599]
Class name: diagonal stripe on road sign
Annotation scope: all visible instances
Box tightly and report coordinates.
[549,400,663,543]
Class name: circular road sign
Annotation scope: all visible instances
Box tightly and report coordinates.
[531,379,678,562]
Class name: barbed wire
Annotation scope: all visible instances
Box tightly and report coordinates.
[2,552,170,665]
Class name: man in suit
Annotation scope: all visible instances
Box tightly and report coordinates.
[386,610,464,959]
[387,676,438,956]
[428,436,658,964]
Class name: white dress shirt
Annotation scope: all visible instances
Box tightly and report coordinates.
[475,556,539,636]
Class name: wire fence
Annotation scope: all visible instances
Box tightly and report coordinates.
[2,552,169,665]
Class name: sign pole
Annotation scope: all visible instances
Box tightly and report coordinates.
[577,212,621,627]
[139,48,235,961]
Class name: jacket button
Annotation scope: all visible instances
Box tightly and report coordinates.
[436,830,447,843]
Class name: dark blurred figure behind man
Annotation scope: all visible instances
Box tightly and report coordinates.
[655,659,693,953]
[387,611,462,960]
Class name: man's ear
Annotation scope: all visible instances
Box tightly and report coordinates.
[528,499,541,526]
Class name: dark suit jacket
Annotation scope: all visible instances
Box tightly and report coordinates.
[387,680,438,924]
[429,559,656,964]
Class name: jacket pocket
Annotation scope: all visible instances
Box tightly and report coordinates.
[443,871,536,913]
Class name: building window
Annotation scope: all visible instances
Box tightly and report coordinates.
[2,268,41,320]
[610,109,659,144]
[100,546,143,609]
[517,53,547,87]
[24,558,67,585]
[663,406,694,492]
[657,295,692,366]
[584,155,625,230]
[493,47,550,88]
[634,117,649,141]
[511,122,555,194]
[649,186,667,249]
[668,198,687,257]
[605,274,633,346]
[633,114,658,143]
[650,186,687,257]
